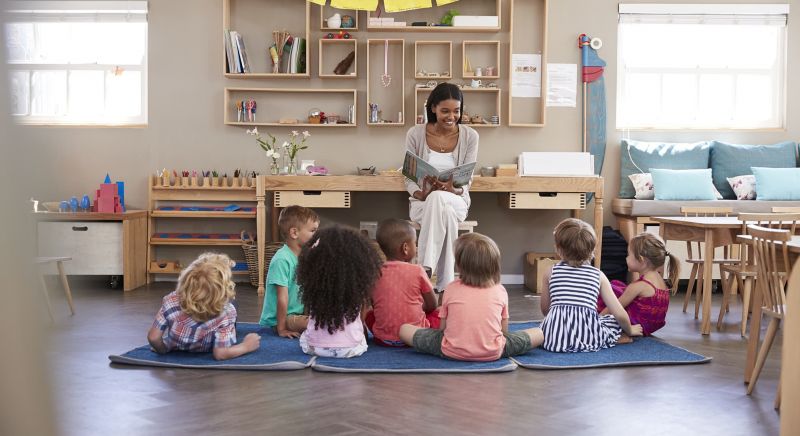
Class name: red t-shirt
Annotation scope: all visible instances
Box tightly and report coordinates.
[370,261,434,342]
[440,280,509,361]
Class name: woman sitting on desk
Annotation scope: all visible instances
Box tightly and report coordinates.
[404,82,479,292]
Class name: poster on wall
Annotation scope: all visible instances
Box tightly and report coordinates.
[546,63,577,107]
[510,54,541,98]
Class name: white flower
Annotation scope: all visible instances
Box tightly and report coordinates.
[272,153,280,159]
[302,131,311,139]
[266,150,275,158]
[282,141,290,148]
[247,127,259,136]
[291,130,299,137]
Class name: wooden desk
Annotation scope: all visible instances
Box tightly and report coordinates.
[782,258,800,427]
[256,175,604,294]
[736,234,800,385]
[653,216,744,335]
[35,211,148,291]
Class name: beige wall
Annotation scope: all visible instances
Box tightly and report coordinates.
[13,0,799,275]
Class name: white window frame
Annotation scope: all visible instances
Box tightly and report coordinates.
[5,1,148,126]
[616,3,788,131]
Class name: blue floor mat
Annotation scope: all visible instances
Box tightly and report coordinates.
[109,323,313,370]
[508,322,711,369]
[312,342,517,373]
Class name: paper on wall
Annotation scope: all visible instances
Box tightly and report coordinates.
[511,54,541,98]
[546,63,577,107]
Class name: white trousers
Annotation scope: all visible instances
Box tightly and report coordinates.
[409,191,469,290]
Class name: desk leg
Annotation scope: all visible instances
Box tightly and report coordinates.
[593,198,603,268]
[256,177,266,296]
[701,229,714,335]
[745,272,764,382]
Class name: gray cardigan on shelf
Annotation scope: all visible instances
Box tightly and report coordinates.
[404,123,479,208]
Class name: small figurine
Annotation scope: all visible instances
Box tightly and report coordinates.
[369,103,379,123]
[236,100,243,122]
[341,15,355,28]
[248,98,256,122]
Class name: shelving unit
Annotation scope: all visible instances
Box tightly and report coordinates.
[366,0,500,32]
[366,39,405,126]
[224,88,357,127]
[414,87,501,127]
[414,41,452,80]
[147,175,258,282]
[319,38,358,79]
[319,5,358,31]
[462,40,501,79]
[508,0,548,126]
[222,0,310,78]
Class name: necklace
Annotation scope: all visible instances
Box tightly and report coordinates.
[428,126,457,153]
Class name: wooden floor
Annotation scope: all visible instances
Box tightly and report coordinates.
[43,278,781,435]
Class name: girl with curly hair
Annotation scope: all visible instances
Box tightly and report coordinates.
[296,226,383,358]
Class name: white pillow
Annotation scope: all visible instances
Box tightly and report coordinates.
[630,172,723,200]
[727,175,757,200]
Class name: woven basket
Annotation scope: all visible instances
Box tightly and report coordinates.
[241,231,283,288]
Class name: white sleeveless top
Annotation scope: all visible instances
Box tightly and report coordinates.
[427,150,456,173]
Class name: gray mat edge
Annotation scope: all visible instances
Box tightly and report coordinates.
[511,356,712,369]
[310,360,518,373]
[108,354,315,370]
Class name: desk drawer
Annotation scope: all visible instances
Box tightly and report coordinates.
[504,192,586,209]
[37,221,123,275]
[274,191,351,208]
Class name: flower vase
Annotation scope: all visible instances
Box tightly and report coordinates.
[270,161,280,175]
[287,157,298,176]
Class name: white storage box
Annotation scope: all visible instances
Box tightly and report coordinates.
[452,15,499,27]
[37,221,123,275]
[518,152,594,176]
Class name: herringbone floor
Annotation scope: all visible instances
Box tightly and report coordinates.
[43,278,781,435]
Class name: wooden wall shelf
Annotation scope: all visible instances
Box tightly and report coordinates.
[319,5,359,31]
[508,0,548,127]
[462,40,501,79]
[414,87,501,127]
[366,39,405,126]
[366,1,500,32]
[224,87,357,127]
[414,41,452,80]
[319,38,358,79]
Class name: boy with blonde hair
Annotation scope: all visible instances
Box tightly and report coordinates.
[147,253,260,361]
[259,205,320,338]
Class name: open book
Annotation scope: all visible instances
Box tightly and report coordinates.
[402,150,476,188]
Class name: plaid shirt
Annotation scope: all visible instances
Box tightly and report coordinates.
[152,291,237,352]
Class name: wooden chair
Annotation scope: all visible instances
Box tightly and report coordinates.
[678,207,739,318]
[719,213,800,335]
[746,224,792,409]
[34,256,76,321]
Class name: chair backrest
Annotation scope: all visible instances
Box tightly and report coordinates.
[681,207,734,258]
[749,224,792,315]
[681,206,733,217]
[738,212,800,235]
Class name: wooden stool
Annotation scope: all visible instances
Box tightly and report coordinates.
[35,256,75,321]
[411,220,478,234]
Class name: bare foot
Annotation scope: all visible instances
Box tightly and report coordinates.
[616,334,633,345]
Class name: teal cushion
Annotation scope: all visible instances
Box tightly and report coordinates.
[752,167,800,200]
[651,168,717,201]
[619,140,711,198]
[710,141,798,199]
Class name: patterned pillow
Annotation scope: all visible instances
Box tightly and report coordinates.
[726,175,757,200]
[631,172,724,200]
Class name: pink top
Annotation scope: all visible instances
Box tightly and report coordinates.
[627,277,670,336]
[440,280,509,361]
[303,315,366,348]
[371,261,434,342]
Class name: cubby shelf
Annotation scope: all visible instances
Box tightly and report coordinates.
[319,5,359,31]
[224,87,357,127]
[366,0,500,33]
[414,41,452,80]
[222,0,310,77]
[508,0,548,127]
[462,40,501,79]
[414,86,501,128]
[366,39,405,126]
[319,38,358,79]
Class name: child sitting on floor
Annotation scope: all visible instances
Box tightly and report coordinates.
[296,226,383,358]
[540,219,643,352]
[147,253,260,361]
[366,218,439,346]
[259,205,319,338]
[399,233,543,361]
[597,232,679,336]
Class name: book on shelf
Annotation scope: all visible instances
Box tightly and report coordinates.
[280,36,294,74]
[402,150,476,188]
[232,31,250,73]
[288,37,306,74]
[223,29,235,73]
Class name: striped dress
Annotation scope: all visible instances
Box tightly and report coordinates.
[541,262,622,352]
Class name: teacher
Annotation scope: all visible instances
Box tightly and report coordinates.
[404,82,479,292]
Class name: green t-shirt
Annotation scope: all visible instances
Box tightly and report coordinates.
[259,244,304,327]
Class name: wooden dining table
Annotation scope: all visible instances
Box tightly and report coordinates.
[735,234,800,384]
[652,216,744,335]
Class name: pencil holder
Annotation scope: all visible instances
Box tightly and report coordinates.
[232,176,241,188]
[181,176,189,187]
[190,176,198,187]
[203,176,211,187]
[212,176,220,187]
[161,175,170,187]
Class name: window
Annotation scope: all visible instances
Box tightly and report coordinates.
[5,1,148,126]
[616,4,788,130]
